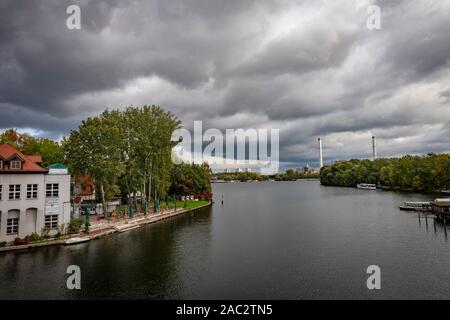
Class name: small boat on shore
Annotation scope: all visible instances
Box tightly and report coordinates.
[65,237,91,245]
[442,190,450,195]
[356,183,377,190]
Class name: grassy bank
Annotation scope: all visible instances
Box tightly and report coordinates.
[159,200,210,209]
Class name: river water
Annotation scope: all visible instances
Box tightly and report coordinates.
[1,181,449,299]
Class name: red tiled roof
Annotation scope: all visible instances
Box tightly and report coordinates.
[0,144,48,173]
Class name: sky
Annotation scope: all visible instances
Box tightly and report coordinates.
[1,0,450,169]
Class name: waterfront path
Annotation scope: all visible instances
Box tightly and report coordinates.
[0,202,212,253]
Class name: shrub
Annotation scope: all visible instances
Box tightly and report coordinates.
[0,241,6,248]
[14,238,28,246]
[25,233,43,242]
[67,218,85,233]
[41,227,50,239]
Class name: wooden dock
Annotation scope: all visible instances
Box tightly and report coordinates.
[399,201,432,212]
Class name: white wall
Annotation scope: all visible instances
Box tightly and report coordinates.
[0,172,71,243]
[44,173,71,226]
[0,173,45,242]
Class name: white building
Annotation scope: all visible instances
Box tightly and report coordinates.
[0,144,71,243]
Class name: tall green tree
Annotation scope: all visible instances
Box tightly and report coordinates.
[63,110,125,216]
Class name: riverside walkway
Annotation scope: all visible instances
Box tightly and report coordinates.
[0,202,212,253]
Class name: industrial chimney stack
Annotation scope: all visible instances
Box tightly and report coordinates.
[372,136,377,160]
[318,138,324,168]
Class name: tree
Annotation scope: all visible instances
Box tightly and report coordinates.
[63,110,125,217]
[169,162,211,198]
[64,105,181,214]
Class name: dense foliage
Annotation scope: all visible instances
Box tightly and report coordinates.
[169,163,212,199]
[320,154,450,192]
[0,129,64,166]
[63,105,181,214]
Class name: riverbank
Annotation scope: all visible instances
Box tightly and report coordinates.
[0,201,212,253]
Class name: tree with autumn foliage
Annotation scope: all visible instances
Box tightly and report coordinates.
[0,129,64,166]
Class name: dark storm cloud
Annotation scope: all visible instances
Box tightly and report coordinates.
[1,0,450,168]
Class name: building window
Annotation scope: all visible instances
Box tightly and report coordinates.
[0,160,3,169]
[45,215,58,229]
[7,218,19,235]
[10,160,21,170]
[9,185,20,200]
[46,184,59,197]
[0,185,2,200]
[27,184,38,199]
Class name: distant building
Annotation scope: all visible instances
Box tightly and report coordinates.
[73,174,96,202]
[309,167,320,174]
[303,164,310,174]
[0,144,71,243]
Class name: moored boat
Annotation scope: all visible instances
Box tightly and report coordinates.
[65,237,91,245]
[356,183,377,190]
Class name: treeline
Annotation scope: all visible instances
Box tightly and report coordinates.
[216,172,262,182]
[0,129,64,166]
[274,169,319,181]
[215,169,319,182]
[320,154,450,192]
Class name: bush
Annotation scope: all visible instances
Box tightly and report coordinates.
[14,238,28,246]
[0,241,6,248]
[41,227,50,239]
[67,218,85,233]
[25,233,43,242]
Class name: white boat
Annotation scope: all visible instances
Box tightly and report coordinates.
[356,183,377,190]
[442,190,450,195]
[65,237,91,245]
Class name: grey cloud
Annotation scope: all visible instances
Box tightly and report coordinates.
[1,0,450,168]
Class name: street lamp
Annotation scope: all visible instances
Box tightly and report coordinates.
[85,207,91,231]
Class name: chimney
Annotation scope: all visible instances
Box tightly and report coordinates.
[318,138,324,168]
[372,136,377,160]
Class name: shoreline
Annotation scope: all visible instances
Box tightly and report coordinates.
[0,202,212,254]
[319,183,445,197]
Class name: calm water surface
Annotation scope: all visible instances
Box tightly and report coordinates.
[1,181,449,299]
